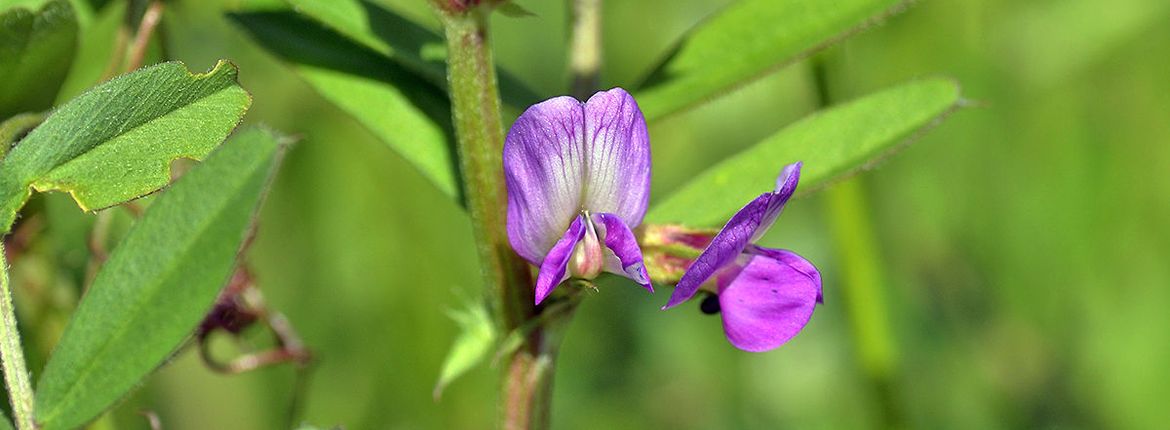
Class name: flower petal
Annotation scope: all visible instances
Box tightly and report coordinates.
[505,96,587,264]
[662,162,804,309]
[581,88,651,227]
[663,191,773,309]
[718,251,820,352]
[750,246,823,304]
[775,161,802,196]
[750,161,802,242]
[592,212,653,293]
[534,215,587,305]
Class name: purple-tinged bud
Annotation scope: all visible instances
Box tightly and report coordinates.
[639,224,718,285]
[198,268,261,339]
[643,224,717,249]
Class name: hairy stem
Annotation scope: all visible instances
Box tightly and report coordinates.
[431,4,551,429]
[0,243,35,429]
[438,3,533,355]
[811,58,902,428]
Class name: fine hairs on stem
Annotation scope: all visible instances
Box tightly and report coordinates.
[429,2,544,429]
[428,0,604,428]
[0,242,35,430]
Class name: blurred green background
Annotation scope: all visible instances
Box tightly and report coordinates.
[8,0,1170,428]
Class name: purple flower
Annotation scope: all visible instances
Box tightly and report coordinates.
[663,162,822,352]
[505,88,653,305]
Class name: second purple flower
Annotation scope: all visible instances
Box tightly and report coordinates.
[505,88,654,305]
[664,163,823,352]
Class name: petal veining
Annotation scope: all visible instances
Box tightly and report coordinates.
[505,96,587,264]
[580,88,651,227]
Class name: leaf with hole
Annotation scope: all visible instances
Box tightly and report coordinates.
[0,60,251,233]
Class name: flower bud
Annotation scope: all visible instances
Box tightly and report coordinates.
[639,224,717,285]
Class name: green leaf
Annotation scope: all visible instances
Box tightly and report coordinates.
[647,78,963,227]
[34,128,286,430]
[281,0,540,107]
[0,0,79,119]
[231,2,547,204]
[434,302,495,399]
[230,11,460,200]
[0,60,252,233]
[284,0,440,81]
[634,0,903,122]
[0,0,52,9]
[54,0,125,102]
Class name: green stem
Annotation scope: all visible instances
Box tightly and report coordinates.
[0,113,47,159]
[824,180,900,424]
[432,4,552,429]
[0,243,35,429]
[124,1,164,73]
[437,7,531,327]
[811,58,901,428]
[568,0,602,99]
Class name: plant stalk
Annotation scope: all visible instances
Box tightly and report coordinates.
[0,242,35,429]
[0,113,45,159]
[432,3,555,429]
[811,58,902,428]
[568,0,602,99]
[124,1,164,73]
